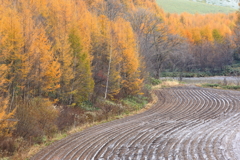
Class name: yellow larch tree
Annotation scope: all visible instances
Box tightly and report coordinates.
[105,20,122,99]
[114,18,143,96]
[28,27,60,97]
[47,0,75,104]
[0,7,26,109]
[200,25,214,42]
[68,26,94,105]
[0,6,17,133]
[93,15,123,100]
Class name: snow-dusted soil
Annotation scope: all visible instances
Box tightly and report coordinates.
[31,86,240,160]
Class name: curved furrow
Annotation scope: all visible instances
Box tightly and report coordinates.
[186,89,214,160]
[184,89,232,160]
[72,90,178,159]
[147,89,190,158]
[36,91,167,159]
[47,122,138,159]
[213,120,240,160]
[204,93,236,160]
[86,125,151,160]
[232,125,240,160]
[31,86,240,160]
[124,89,188,158]
[201,91,227,160]
[43,90,170,159]
[220,114,240,160]
[194,90,225,160]
[83,126,141,160]
[66,125,136,159]
[175,89,215,160]
[196,113,240,160]
[169,89,208,160]
[161,89,198,159]
[101,89,181,159]
[155,89,202,159]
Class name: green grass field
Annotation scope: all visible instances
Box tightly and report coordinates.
[156,0,237,14]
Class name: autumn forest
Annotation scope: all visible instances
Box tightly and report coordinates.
[1,0,240,158]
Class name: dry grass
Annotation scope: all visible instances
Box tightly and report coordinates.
[152,80,183,90]
[142,91,158,110]
[24,144,43,160]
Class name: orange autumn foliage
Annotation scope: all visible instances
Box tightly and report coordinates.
[0,0,156,110]
[164,12,237,43]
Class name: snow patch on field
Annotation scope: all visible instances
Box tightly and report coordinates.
[233,131,240,159]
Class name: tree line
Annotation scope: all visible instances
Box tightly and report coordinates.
[144,10,240,78]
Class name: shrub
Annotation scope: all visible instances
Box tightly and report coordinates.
[80,101,96,111]
[121,96,148,111]
[0,137,15,156]
[16,98,59,141]
[223,85,240,90]
[57,106,85,131]
[183,72,195,77]
[150,77,162,86]
[202,84,220,88]
[95,100,118,120]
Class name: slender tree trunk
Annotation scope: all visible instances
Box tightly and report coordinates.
[104,35,112,99]
[69,54,76,105]
[9,88,15,112]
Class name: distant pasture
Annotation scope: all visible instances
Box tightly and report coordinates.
[156,0,237,14]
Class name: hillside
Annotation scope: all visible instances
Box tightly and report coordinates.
[156,0,237,14]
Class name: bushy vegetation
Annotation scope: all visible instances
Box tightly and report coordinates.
[121,96,149,111]
[160,72,213,78]
[156,0,236,14]
[202,83,240,90]
[149,77,162,85]
[223,85,240,90]
[202,84,221,88]
[160,61,240,78]
[223,63,240,76]
[16,98,59,140]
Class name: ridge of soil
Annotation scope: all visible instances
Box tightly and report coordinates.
[32,86,240,160]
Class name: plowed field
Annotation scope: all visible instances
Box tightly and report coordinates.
[32,86,240,160]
